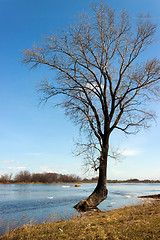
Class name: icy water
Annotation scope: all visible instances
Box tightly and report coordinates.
[0,182,160,235]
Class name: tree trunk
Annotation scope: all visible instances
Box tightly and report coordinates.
[74,143,109,212]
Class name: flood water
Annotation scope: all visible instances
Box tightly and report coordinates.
[0,182,160,235]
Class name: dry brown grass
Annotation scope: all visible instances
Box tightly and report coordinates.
[0,201,160,240]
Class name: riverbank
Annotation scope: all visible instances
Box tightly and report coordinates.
[139,193,160,199]
[0,179,160,184]
[1,201,160,240]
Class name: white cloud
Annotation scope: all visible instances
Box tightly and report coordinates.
[8,166,26,171]
[0,171,7,175]
[39,165,68,174]
[108,168,125,180]
[25,152,44,156]
[121,149,140,156]
[40,166,53,172]
[3,159,15,163]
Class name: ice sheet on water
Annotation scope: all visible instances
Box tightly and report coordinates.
[126,195,132,198]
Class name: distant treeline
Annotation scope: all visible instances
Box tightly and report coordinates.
[0,171,81,183]
[88,177,160,183]
[0,171,159,184]
[107,178,160,183]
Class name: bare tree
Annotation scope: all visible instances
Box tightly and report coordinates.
[0,173,12,183]
[14,170,31,183]
[22,1,160,211]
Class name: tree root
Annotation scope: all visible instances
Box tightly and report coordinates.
[74,189,108,212]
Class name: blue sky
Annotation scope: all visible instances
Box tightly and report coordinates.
[0,0,160,180]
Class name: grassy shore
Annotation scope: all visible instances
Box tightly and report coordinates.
[0,201,160,240]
